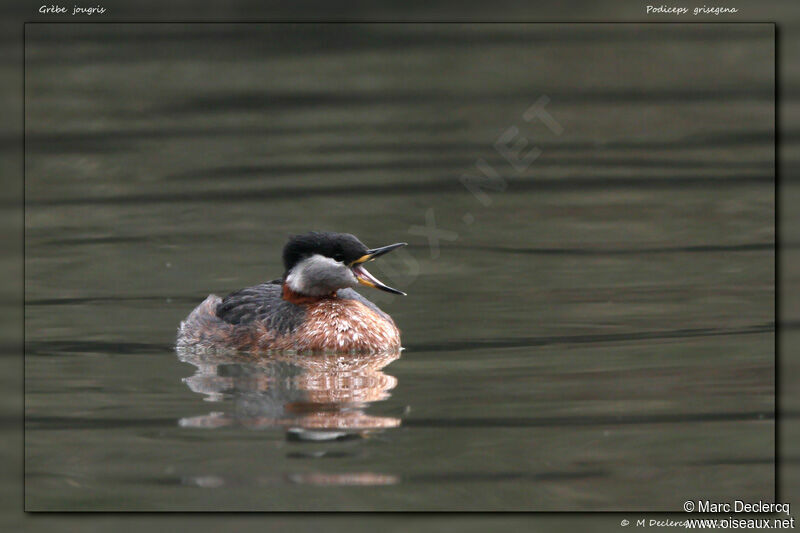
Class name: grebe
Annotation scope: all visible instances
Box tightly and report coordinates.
[177,232,407,354]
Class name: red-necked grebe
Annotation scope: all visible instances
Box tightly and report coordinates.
[177,232,407,353]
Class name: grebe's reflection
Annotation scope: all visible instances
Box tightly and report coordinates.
[176,349,402,438]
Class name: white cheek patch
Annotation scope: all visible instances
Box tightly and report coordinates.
[285,254,357,296]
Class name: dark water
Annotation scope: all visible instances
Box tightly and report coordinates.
[24,23,774,511]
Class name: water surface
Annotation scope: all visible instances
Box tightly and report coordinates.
[24,23,774,511]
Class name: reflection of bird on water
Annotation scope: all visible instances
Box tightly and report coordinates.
[177,232,407,353]
[176,348,402,438]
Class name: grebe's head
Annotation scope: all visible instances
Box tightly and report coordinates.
[282,232,407,297]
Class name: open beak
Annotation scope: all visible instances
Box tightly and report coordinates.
[350,243,407,296]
